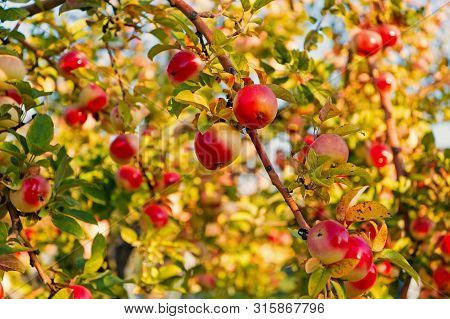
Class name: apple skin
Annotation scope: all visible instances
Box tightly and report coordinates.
[79,83,108,113]
[369,143,392,168]
[233,84,278,129]
[167,51,203,84]
[440,234,450,255]
[194,122,241,170]
[307,220,350,265]
[433,265,450,292]
[340,236,373,282]
[377,261,393,276]
[69,285,92,299]
[310,133,349,163]
[109,134,139,164]
[345,263,378,298]
[353,30,383,57]
[115,165,143,191]
[374,25,400,47]
[110,105,150,131]
[0,282,4,299]
[5,89,22,104]
[64,106,88,127]
[10,175,52,213]
[410,216,434,240]
[143,203,169,228]
[59,50,88,74]
[375,72,396,93]
[0,96,20,128]
[0,55,26,81]
[163,172,181,187]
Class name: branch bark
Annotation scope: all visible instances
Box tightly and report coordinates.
[21,0,66,17]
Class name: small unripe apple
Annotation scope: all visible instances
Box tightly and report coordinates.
[233,84,278,129]
[410,216,434,240]
[194,122,241,170]
[10,175,52,213]
[440,234,450,255]
[0,282,3,299]
[307,220,350,265]
[64,106,88,127]
[0,55,26,80]
[0,96,20,128]
[59,50,88,74]
[310,133,349,163]
[69,285,92,299]
[163,172,181,187]
[115,165,142,191]
[433,265,450,292]
[109,134,139,164]
[79,83,108,113]
[374,25,400,47]
[353,30,383,57]
[167,50,203,84]
[345,263,378,298]
[377,261,393,276]
[375,72,396,93]
[340,236,373,282]
[369,143,392,168]
[5,89,22,104]
[143,203,169,228]
[110,105,150,131]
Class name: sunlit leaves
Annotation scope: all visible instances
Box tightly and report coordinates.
[252,0,275,13]
[372,221,388,252]
[173,90,208,110]
[346,201,391,222]
[27,114,54,155]
[266,84,296,103]
[336,186,368,222]
[147,44,178,61]
[51,214,84,239]
[0,254,26,273]
[84,234,106,274]
[329,258,359,278]
[379,249,419,283]
[308,268,331,298]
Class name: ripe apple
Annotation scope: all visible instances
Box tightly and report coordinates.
[340,236,373,282]
[433,265,450,292]
[233,84,278,129]
[143,203,169,228]
[375,72,396,93]
[5,89,22,104]
[167,50,203,84]
[307,220,350,265]
[440,234,450,255]
[69,285,92,299]
[64,106,88,127]
[310,133,349,163]
[194,122,241,170]
[115,165,143,191]
[0,282,3,299]
[369,143,392,168]
[197,273,216,290]
[353,30,383,57]
[0,96,20,128]
[59,50,88,74]
[374,25,400,47]
[377,261,393,276]
[345,263,378,298]
[110,105,150,131]
[109,134,139,164]
[79,83,108,113]
[0,54,26,81]
[10,175,52,213]
[410,216,434,240]
[163,172,181,187]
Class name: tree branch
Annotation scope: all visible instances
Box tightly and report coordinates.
[21,0,66,17]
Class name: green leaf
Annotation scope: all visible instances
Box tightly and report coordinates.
[273,39,291,64]
[81,184,106,205]
[51,214,84,238]
[27,114,54,156]
[0,242,33,256]
[304,81,329,106]
[63,209,97,225]
[240,0,251,11]
[120,227,138,244]
[266,84,295,103]
[84,233,106,274]
[379,249,419,283]
[252,0,275,13]
[308,268,331,297]
[158,264,183,281]
[212,29,228,46]
[230,53,249,74]
[197,111,213,133]
[147,44,178,61]
[0,222,8,244]
[52,288,73,299]
[327,163,372,184]
[54,154,73,189]
[331,124,361,136]
[0,7,29,21]
[331,280,346,299]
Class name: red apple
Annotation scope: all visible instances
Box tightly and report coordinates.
[377,261,393,276]
[307,220,350,265]
[369,143,392,168]
[440,234,450,255]
[345,263,378,298]
[69,285,92,299]
[167,51,203,84]
[340,236,373,282]
[410,216,434,240]
[304,134,315,145]
[143,203,169,228]
[233,84,278,129]
[375,72,396,93]
[197,273,216,290]
[109,134,139,164]
[310,133,349,163]
[0,54,26,81]
[59,50,88,74]
[353,30,383,57]
[194,122,241,170]
[0,96,20,129]
[64,106,88,127]
[0,282,3,299]
[163,172,181,187]
[79,83,108,113]
[10,175,52,213]
[5,89,22,104]
[433,265,450,292]
[115,165,142,191]
[374,25,400,47]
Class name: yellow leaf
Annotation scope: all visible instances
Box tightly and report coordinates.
[174,90,208,110]
[336,186,368,222]
[305,257,322,274]
[329,258,359,278]
[0,254,26,273]
[346,201,391,222]
[372,221,388,252]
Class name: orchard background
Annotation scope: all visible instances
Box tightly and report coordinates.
[0,0,448,299]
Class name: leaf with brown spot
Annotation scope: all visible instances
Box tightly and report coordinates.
[372,221,388,252]
[328,258,359,278]
[0,254,26,273]
[346,201,391,222]
[336,186,368,222]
